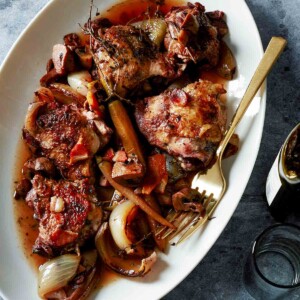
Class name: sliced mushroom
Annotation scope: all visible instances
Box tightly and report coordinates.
[172,188,205,213]
[206,11,228,38]
[14,178,32,199]
[63,33,82,51]
[65,160,93,180]
[40,68,61,87]
[215,41,236,80]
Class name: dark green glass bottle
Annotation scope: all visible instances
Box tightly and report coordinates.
[266,123,300,221]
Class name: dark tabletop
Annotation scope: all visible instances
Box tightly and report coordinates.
[1,0,299,299]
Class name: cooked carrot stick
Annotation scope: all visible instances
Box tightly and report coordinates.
[144,195,167,252]
[97,158,175,229]
[108,100,146,167]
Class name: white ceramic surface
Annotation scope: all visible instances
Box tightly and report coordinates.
[0,0,265,299]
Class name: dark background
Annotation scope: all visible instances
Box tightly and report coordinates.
[0,0,299,299]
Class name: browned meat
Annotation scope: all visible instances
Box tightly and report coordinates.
[63,33,82,51]
[26,174,102,257]
[111,151,144,182]
[135,80,226,171]
[164,2,220,67]
[112,161,144,181]
[172,187,204,212]
[40,43,78,87]
[40,68,61,87]
[206,11,228,38]
[22,157,56,178]
[52,44,76,75]
[92,25,176,97]
[46,58,54,73]
[75,48,93,70]
[23,99,112,180]
[14,179,32,200]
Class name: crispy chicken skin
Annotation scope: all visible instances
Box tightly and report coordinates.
[135,80,226,170]
[92,25,175,97]
[26,174,102,257]
[164,2,220,67]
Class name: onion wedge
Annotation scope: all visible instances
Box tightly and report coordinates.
[109,200,136,254]
[95,222,157,277]
[38,254,80,298]
[67,70,92,96]
[48,83,86,105]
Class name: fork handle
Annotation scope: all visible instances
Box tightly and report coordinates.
[217,36,287,158]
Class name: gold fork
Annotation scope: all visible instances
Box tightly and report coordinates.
[156,36,287,246]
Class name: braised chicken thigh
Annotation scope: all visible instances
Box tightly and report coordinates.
[92,25,176,97]
[135,80,226,170]
[164,2,220,68]
[26,175,102,257]
[23,97,112,181]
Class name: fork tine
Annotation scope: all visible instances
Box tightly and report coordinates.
[161,211,188,239]
[203,193,214,208]
[164,211,195,240]
[168,212,200,241]
[155,210,180,236]
[199,190,207,201]
[168,193,211,245]
[173,193,215,245]
[169,214,206,245]
[154,192,215,243]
